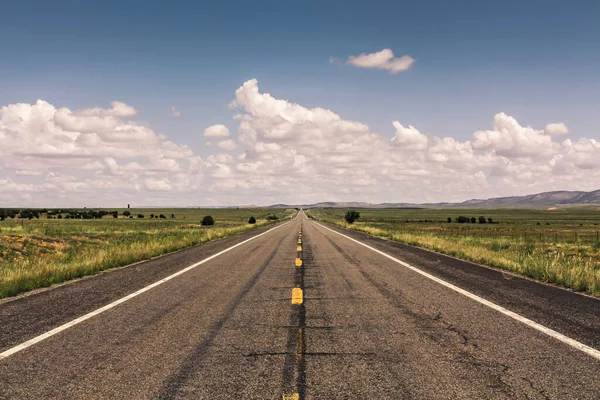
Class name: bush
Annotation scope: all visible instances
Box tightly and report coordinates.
[488,218,493,224]
[267,215,279,220]
[478,216,487,224]
[457,216,468,223]
[447,217,452,223]
[159,214,166,219]
[470,217,477,224]
[201,215,215,226]
[248,216,256,224]
[123,211,131,217]
[345,210,360,224]
[137,214,144,218]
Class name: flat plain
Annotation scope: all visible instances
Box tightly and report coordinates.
[0,208,295,298]
[307,206,600,296]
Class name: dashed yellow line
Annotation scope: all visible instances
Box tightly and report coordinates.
[298,239,302,244]
[295,258,303,267]
[282,393,299,400]
[291,288,303,304]
[297,245,302,252]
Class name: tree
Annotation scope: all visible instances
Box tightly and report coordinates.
[137,214,145,218]
[471,217,477,223]
[123,211,131,217]
[171,213,175,218]
[345,210,360,224]
[57,214,63,219]
[202,215,215,226]
[457,216,468,223]
[447,217,452,223]
[478,216,487,224]
[150,214,154,219]
[248,216,256,224]
[488,218,494,224]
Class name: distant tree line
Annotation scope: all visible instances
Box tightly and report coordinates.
[0,208,126,221]
[449,216,495,224]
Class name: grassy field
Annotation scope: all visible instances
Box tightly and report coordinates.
[0,208,296,299]
[307,207,600,297]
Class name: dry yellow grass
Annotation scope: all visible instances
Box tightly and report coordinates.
[314,217,600,297]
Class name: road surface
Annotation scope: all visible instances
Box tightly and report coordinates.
[1,212,599,399]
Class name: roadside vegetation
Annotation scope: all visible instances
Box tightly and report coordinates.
[0,208,296,298]
[307,207,600,297]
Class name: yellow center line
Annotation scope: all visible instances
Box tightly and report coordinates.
[297,245,302,252]
[298,239,302,244]
[291,287,303,304]
[295,258,303,267]
[282,393,299,400]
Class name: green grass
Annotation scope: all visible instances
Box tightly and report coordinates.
[307,207,600,297]
[0,208,296,298]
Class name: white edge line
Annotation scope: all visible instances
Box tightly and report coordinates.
[313,220,600,362]
[0,217,296,360]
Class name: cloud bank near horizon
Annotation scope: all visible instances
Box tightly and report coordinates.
[1,79,599,207]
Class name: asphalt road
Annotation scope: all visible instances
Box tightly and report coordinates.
[1,212,599,399]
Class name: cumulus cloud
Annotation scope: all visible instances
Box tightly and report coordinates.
[169,106,182,118]
[217,139,237,151]
[391,121,428,150]
[203,124,230,138]
[0,99,201,206]
[346,49,414,74]
[472,113,558,157]
[545,122,569,136]
[0,80,598,207]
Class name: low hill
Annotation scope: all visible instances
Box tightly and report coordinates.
[266,189,600,208]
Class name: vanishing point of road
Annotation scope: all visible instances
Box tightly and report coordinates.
[1,212,599,399]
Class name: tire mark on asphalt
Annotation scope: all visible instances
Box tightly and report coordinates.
[155,235,287,400]
[318,228,516,397]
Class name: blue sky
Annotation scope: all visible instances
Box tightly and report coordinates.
[1,1,599,206]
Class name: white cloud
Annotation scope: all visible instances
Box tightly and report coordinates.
[217,139,237,151]
[1,80,599,207]
[76,101,137,117]
[203,124,230,138]
[544,122,569,136]
[169,106,182,118]
[346,49,414,74]
[391,121,428,150]
[472,112,557,157]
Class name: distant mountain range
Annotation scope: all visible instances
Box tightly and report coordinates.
[267,189,600,208]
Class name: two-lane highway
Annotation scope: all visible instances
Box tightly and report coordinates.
[1,212,599,399]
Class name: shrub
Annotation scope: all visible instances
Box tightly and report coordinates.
[345,210,360,224]
[457,216,468,223]
[470,217,477,224]
[123,211,131,217]
[137,214,144,218]
[488,218,493,224]
[159,214,166,219]
[447,217,452,223]
[248,216,256,224]
[478,216,487,224]
[201,215,215,226]
[267,215,279,220]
